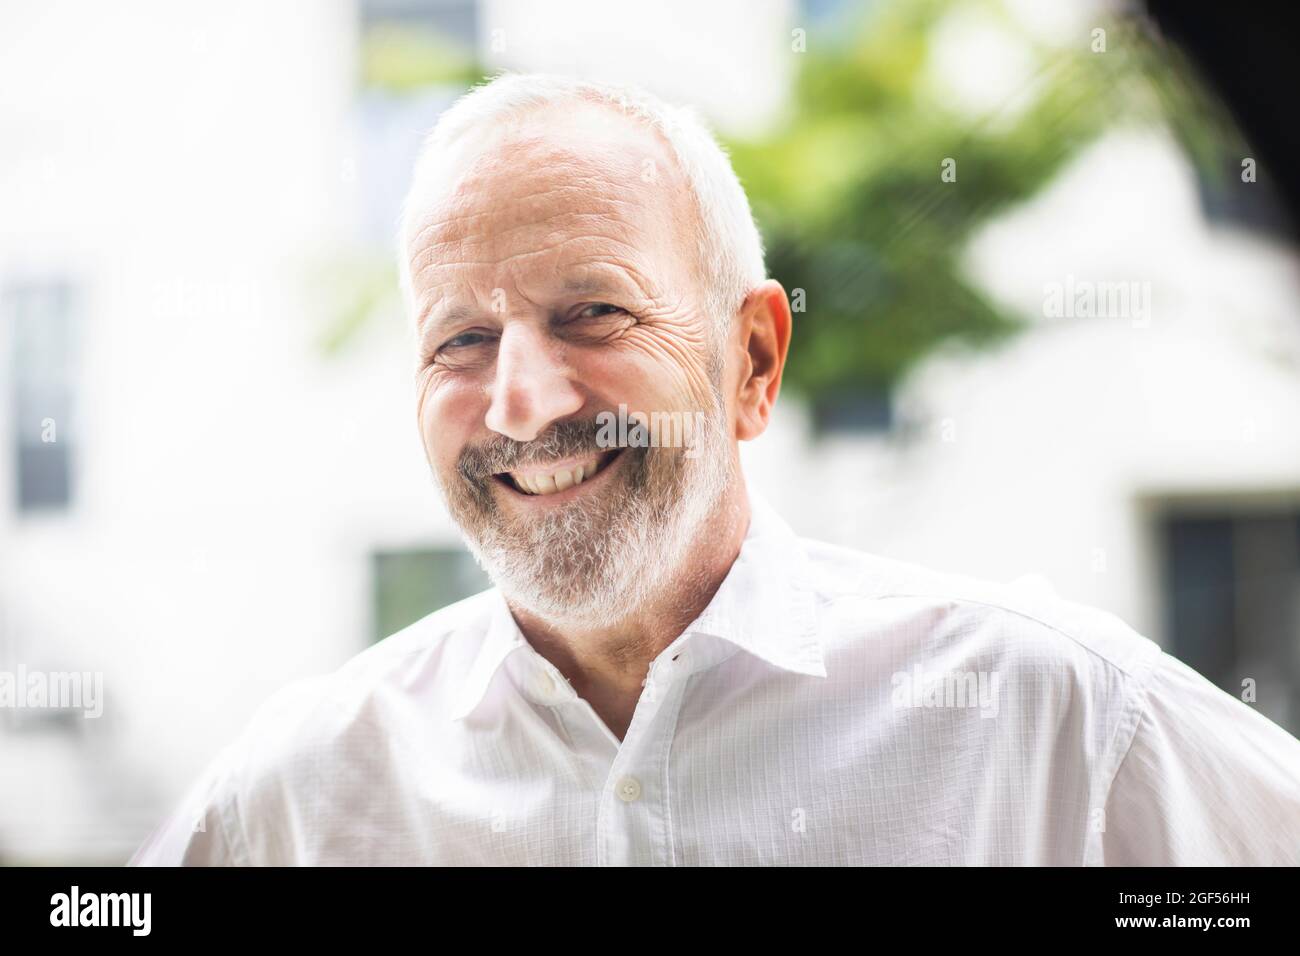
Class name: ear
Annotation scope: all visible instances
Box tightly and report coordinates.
[734,279,792,441]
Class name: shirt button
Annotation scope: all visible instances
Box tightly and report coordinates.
[532,670,561,702]
[615,776,642,802]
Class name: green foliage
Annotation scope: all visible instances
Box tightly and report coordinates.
[360,23,482,91]
[331,0,1244,411]
[313,252,400,356]
[725,0,1198,400]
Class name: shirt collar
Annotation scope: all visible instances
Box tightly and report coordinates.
[449,489,826,722]
[685,490,826,678]
[449,589,528,721]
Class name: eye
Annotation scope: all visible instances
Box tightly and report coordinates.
[441,330,493,351]
[426,329,497,370]
[573,303,627,320]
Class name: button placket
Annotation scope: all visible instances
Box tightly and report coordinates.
[641,646,690,704]
[596,673,688,867]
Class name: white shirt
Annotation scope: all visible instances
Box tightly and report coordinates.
[130,493,1300,865]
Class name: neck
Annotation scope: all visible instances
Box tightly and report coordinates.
[508,482,752,738]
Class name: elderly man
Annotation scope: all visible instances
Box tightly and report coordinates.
[132,73,1300,866]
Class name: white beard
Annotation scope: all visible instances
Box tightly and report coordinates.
[449,404,734,628]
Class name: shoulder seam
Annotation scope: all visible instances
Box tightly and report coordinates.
[826,587,1155,680]
[1090,646,1163,863]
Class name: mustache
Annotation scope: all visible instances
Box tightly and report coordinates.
[457,418,606,483]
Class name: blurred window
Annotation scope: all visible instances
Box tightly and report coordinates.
[1162,508,1300,736]
[360,0,476,48]
[811,388,894,434]
[6,280,77,513]
[355,0,478,246]
[371,547,489,643]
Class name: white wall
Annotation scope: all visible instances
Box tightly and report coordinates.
[0,0,393,862]
[0,0,802,864]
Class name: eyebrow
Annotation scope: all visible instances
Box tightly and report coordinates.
[419,303,474,342]
[419,273,637,340]
[561,276,624,296]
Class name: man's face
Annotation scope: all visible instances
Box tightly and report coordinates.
[406,104,737,624]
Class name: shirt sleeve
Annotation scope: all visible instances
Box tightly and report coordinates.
[126,744,247,867]
[1100,649,1300,865]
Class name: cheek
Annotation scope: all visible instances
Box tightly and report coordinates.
[577,351,680,414]
[417,373,484,470]
[593,329,717,412]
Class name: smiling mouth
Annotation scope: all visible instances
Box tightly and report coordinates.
[493,448,624,497]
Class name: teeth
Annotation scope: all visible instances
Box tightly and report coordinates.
[507,455,603,496]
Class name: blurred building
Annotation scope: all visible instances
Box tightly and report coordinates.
[1,0,1296,864]
[752,127,1300,740]
[0,0,795,865]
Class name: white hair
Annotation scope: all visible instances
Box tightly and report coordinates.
[397,71,767,335]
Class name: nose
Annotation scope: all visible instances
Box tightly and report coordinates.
[484,322,585,442]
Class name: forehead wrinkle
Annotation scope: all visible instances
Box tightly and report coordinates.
[409,172,646,263]
[414,172,637,236]
[407,122,693,265]
[408,210,640,284]
[407,170,651,284]
[407,116,699,328]
[409,140,646,247]
[412,232,663,313]
[409,193,635,257]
